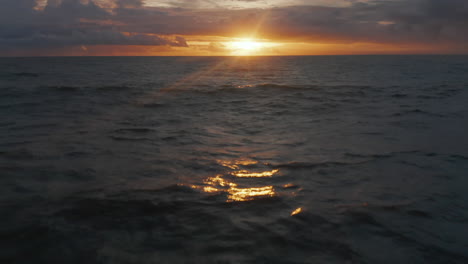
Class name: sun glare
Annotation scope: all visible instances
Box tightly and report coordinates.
[232,40,262,50]
[228,38,267,55]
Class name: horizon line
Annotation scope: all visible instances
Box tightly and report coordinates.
[1,53,468,58]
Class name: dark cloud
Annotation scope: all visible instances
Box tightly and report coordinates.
[0,0,187,54]
[0,0,467,55]
[221,0,468,45]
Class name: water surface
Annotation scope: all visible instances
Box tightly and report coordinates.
[1,56,468,263]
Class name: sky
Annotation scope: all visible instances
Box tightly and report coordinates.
[1,0,467,56]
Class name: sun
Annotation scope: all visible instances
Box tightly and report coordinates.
[232,40,262,51]
[228,38,265,55]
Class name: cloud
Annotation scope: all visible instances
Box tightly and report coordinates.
[0,0,188,53]
[0,0,467,55]
[174,36,188,47]
[0,30,187,47]
[108,0,468,45]
[206,42,228,53]
[213,0,468,45]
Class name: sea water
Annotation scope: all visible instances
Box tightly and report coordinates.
[1,56,468,263]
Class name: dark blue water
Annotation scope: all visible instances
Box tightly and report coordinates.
[1,56,468,263]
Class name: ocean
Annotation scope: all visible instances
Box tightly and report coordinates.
[1,56,468,263]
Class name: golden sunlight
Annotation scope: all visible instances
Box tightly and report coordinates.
[231,39,262,50]
[226,38,276,55]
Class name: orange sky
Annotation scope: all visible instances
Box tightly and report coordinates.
[11,40,464,57]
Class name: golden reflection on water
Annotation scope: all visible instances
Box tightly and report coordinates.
[291,207,302,216]
[191,158,280,202]
[216,159,259,170]
[204,174,237,187]
[203,186,220,193]
[228,186,275,202]
[232,169,279,178]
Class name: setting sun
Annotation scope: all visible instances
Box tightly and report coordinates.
[231,39,263,50]
[228,39,264,55]
[225,38,279,55]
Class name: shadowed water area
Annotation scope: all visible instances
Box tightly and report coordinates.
[1,56,468,263]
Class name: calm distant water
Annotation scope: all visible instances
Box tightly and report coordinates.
[1,56,468,263]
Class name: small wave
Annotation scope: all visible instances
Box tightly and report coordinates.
[359,131,384,136]
[158,83,377,98]
[65,151,89,158]
[138,184,197,194]
[254,83,310,90]
[339,207,468,262]
[344,150,420,159]
[341,210,383,226]
[417,95,439,99]
[391,93,408,98]
[12,72,39,78]
[281,183,300,189]
[109,135,150,141]
[448,154,468,161]
[43,85,132,92]
[267,151,426,170]
[162,83,310,94]
[0,88,24,98]
[0,140,34,147]
[0,148,36,160]
[271,161,356,169]
[0,101,43,109]
[136,102,167,108]
[344,153,393,159]
[56,198,165,223]
[95,85,132,91]
[63,169,96,181]
[407,210,432,218]
[45,85,81,92]
[114,128,155,133]
[8,123,58,131]
[392,109,445,117]
[0,121,15,127]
